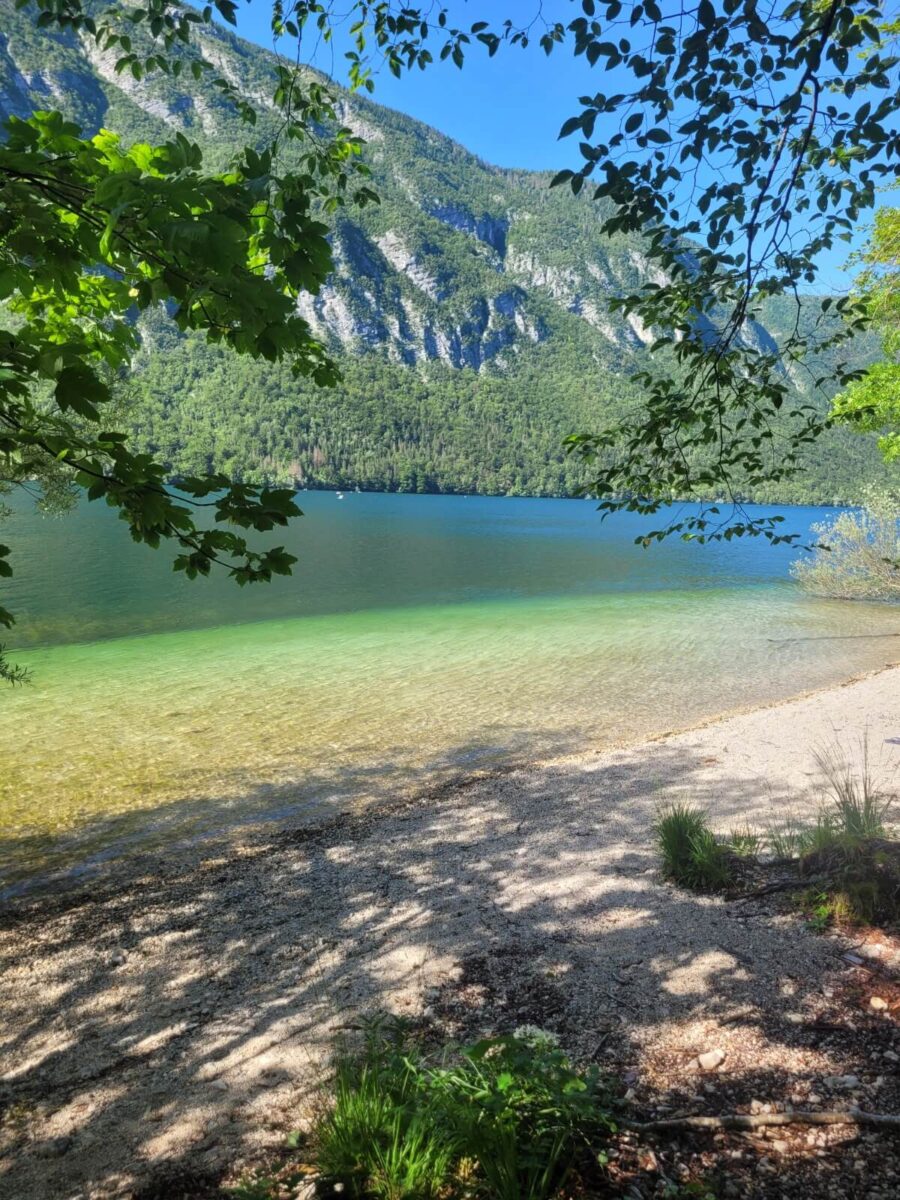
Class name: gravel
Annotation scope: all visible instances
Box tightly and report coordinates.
[1,664,898,1198]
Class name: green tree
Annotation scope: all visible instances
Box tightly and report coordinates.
[278,1,899,545]
[831,205,900,462]
[1,0,378,680]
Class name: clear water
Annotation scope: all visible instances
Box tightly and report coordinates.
[2,492,898,889]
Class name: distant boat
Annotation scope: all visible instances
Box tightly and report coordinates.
[336,491,344,499]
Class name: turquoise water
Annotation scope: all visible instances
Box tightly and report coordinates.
[2,492,898,888]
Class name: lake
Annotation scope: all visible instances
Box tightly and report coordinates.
[2,491,898,892]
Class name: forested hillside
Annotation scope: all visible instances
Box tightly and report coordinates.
[0,3,886,501]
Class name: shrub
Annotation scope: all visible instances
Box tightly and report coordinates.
[430,1028,614,1200]
[655,804,733,891]
[309,1023,615,1200]
[801,837,900,925]
[791,489,900,601]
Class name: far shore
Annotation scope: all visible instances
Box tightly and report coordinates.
[1,663,899,1199]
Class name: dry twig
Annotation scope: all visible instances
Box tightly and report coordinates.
[626,1108,900,1134]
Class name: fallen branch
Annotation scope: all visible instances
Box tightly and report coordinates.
[735,872,831,900]
[626,1108,900,1134]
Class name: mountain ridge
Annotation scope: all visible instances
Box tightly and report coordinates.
[0,3,887,501]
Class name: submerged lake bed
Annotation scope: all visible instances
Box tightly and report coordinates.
[2,491,898,890]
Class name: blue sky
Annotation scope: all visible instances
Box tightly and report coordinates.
[225,1,872,290]
[231,1,602,173]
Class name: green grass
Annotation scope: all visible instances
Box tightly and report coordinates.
[773,742,900,928]
[654,804,733,891]
[316,1062,452,1199]
[727,824,762,859]
[815,739,893,839]
[306,1021,615,1200]
[766,815,809,860]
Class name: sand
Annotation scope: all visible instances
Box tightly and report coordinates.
[1,664,898,1199]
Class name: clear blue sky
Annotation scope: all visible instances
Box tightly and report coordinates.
[231,1,600,173]
[225,1,870,290]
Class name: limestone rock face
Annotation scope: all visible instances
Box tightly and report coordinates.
[0,8,838,385]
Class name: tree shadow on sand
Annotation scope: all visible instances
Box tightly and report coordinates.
[0,725,593,899]
[1,738,898,1198]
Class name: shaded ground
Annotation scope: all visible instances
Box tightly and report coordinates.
[1,666,898,1198]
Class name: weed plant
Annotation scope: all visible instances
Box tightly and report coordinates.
[309,1020,614,1200]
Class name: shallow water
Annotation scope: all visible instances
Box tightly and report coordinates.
[2,492,898,889]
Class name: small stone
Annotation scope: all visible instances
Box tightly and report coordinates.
[210,1079,229,1092]
[785,1012,805,1025]
[697,1048,726,1071]
[772,1139,789,1153]
[808,1093,823,1104]
[861,944,885,960]
[824,1074,859,1090]
[870,996,889,1011]
[883,1050,899,1063]
[40,1136,72,1158]
[109,950,126,966]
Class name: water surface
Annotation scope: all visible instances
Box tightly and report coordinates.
[2,492,897,889]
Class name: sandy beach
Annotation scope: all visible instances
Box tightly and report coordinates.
[1,664,899,1199]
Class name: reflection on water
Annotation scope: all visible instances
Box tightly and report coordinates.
[1,493,898,888]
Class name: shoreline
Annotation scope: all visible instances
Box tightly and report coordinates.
[4,657,899,908]
[1,662,899,1198]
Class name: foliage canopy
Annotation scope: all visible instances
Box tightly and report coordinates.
[831,205,900,461]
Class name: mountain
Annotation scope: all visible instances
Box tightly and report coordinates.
[0,3,887,500]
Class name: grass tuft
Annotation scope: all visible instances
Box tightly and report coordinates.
[728,824,762,859]
[307,1020,615,1200]
[779,740,900,928]
[815,738,893,839]
[654,804,733,891]
[766,815,809,860]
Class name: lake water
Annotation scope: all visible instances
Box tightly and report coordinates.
[2,491,898,891]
